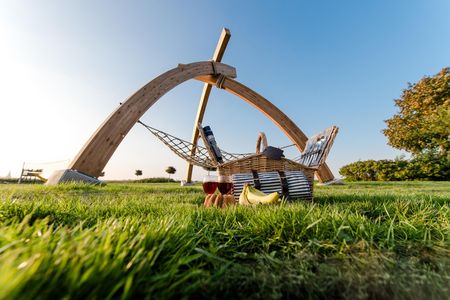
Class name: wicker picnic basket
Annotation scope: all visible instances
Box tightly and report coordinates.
[217,132,316,189]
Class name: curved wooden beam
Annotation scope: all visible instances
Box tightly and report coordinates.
[67,61,334,183]
[68,61,236,177]
[194,75,335,183]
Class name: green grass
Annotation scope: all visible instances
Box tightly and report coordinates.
[0,181,448,299]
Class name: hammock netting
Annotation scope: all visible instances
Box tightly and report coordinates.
[138,121,253,168]
[138,120,337,170]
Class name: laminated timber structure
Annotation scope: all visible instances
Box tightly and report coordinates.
[47,28,336,185]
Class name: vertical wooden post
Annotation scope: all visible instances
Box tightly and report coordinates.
[185,28,231,183]
[18,162,25,184]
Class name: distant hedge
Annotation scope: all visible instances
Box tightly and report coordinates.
[339,155,450,181]
[0,178,20,184]
[134,177,177,183]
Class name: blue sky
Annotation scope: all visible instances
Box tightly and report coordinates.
[1,1,449,180]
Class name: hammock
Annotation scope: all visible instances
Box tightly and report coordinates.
[138,120,338,171]
[138,121,253,169]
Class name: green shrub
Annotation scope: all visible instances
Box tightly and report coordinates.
[0,178,20,184]
[408,153,450,180]
[105,177,178,184]
[339,155,450,181]
[134,177,177,183]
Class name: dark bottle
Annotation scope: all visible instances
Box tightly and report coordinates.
[203,126,224,163]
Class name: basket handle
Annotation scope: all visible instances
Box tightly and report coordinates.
[256,132,268,154]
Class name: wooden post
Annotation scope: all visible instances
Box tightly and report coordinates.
[49,61,336,185]
[193,75,336,183]
[18,162,25,184]
[63,62,236,179]
[185,28,231,183]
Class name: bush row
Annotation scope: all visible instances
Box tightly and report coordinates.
[134,177,177,183]
[339,155,450,181]
[105,177,177,184]
[0,178,20,184]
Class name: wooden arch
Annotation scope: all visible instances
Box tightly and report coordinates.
[67,61,335,182]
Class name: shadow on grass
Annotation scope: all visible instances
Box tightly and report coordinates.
[313,193,449,205]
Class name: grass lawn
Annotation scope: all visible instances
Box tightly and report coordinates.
[0,181,448,299]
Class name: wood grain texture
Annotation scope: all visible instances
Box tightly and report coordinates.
[68,61,335,183]
[256,132,268,154]
[193,75,335,183]
[68,61,236,177]
[186,28,231,183]
[212,28,231,61]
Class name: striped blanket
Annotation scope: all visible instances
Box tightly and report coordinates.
[231,170,312,201]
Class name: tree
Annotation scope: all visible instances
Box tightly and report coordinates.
[135,170,143,179]
[165,166,176,179]
[383,67,450,156]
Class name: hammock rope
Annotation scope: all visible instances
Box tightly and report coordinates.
[138,120,253,168]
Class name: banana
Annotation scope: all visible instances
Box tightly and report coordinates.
[239,184,280,205]
[247,185,266,196]
[247,189,279,204]
[239,184,251,205]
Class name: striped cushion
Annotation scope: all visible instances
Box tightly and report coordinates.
[231,171,312,201]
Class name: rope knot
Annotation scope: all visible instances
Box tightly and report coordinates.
[216,74,226,89]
